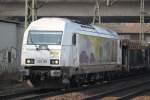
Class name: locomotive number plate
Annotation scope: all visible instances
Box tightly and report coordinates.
[36,59,48,64]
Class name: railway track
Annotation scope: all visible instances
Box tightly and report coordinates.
[118,83,150,100]
[131,90,150,100]
[0,83,30,96]
[82,76,150,100]
[0,87,46,100]
[0,73,149,100]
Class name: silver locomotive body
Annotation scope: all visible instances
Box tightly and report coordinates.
[21,18,122,87]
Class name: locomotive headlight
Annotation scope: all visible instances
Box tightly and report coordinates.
[55,60,59,64]
[26,59,30,63]
[50,59,59,65]
[26,59,34,64]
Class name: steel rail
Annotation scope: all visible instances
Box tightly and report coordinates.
[118,84,150,100]
[82,79,150,100]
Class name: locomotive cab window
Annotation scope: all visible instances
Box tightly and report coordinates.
[27,31,62,45]
[72,34,76,45]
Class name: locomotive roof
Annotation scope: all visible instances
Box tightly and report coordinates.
[30,18,119,39]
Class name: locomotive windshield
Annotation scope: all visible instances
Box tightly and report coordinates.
[27,31,62,45]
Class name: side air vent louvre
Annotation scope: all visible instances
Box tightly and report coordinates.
[81,25,95,30]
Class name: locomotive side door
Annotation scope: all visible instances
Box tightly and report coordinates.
[72,33,79,67]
